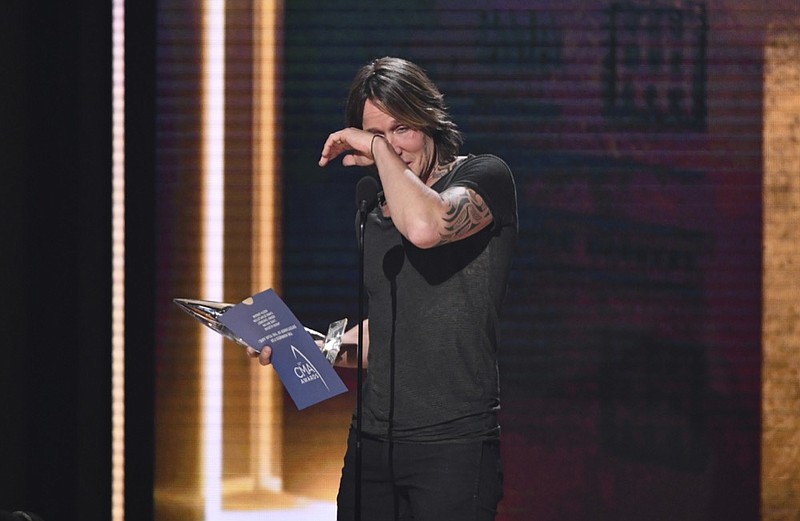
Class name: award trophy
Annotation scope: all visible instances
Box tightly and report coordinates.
[173,297,346,365]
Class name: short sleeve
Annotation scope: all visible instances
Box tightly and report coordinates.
[447,154,518,230]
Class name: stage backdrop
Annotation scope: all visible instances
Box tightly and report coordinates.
[152,1,799,520]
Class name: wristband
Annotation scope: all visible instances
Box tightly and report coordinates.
[370,134,384,159]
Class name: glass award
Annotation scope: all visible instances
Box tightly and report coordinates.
[173,296,346,366]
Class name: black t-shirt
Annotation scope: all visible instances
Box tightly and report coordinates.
[357,154,518,442]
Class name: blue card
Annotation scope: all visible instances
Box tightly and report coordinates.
[219,288,348,410]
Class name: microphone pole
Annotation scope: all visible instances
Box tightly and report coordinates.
[354,176,378,521]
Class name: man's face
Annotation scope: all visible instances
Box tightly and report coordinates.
[362,99,435,181]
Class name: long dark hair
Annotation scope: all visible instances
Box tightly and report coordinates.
[345,57,463,166]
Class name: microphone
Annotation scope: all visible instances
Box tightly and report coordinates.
[355,176,380,214]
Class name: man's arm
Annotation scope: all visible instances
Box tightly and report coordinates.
[318,128,494,250]
[370,136,493,249]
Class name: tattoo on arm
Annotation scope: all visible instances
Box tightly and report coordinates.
[438,189,492,245]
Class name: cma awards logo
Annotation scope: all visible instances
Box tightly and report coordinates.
[290,345,330,391]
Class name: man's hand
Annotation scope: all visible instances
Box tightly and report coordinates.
[319,127,377,168]
[246,345,273,366]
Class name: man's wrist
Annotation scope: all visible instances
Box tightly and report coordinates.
[370,133,384,159]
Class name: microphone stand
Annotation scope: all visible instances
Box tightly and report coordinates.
[353,175,377,520]
[355,201,367,521]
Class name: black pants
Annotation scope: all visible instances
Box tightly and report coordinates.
[336,429,503,521]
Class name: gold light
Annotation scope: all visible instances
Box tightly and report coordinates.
[111,1,126,519]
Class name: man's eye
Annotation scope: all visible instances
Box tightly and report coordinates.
[395,126,408,134]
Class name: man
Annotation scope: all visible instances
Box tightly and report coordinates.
[249,57,517,520]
